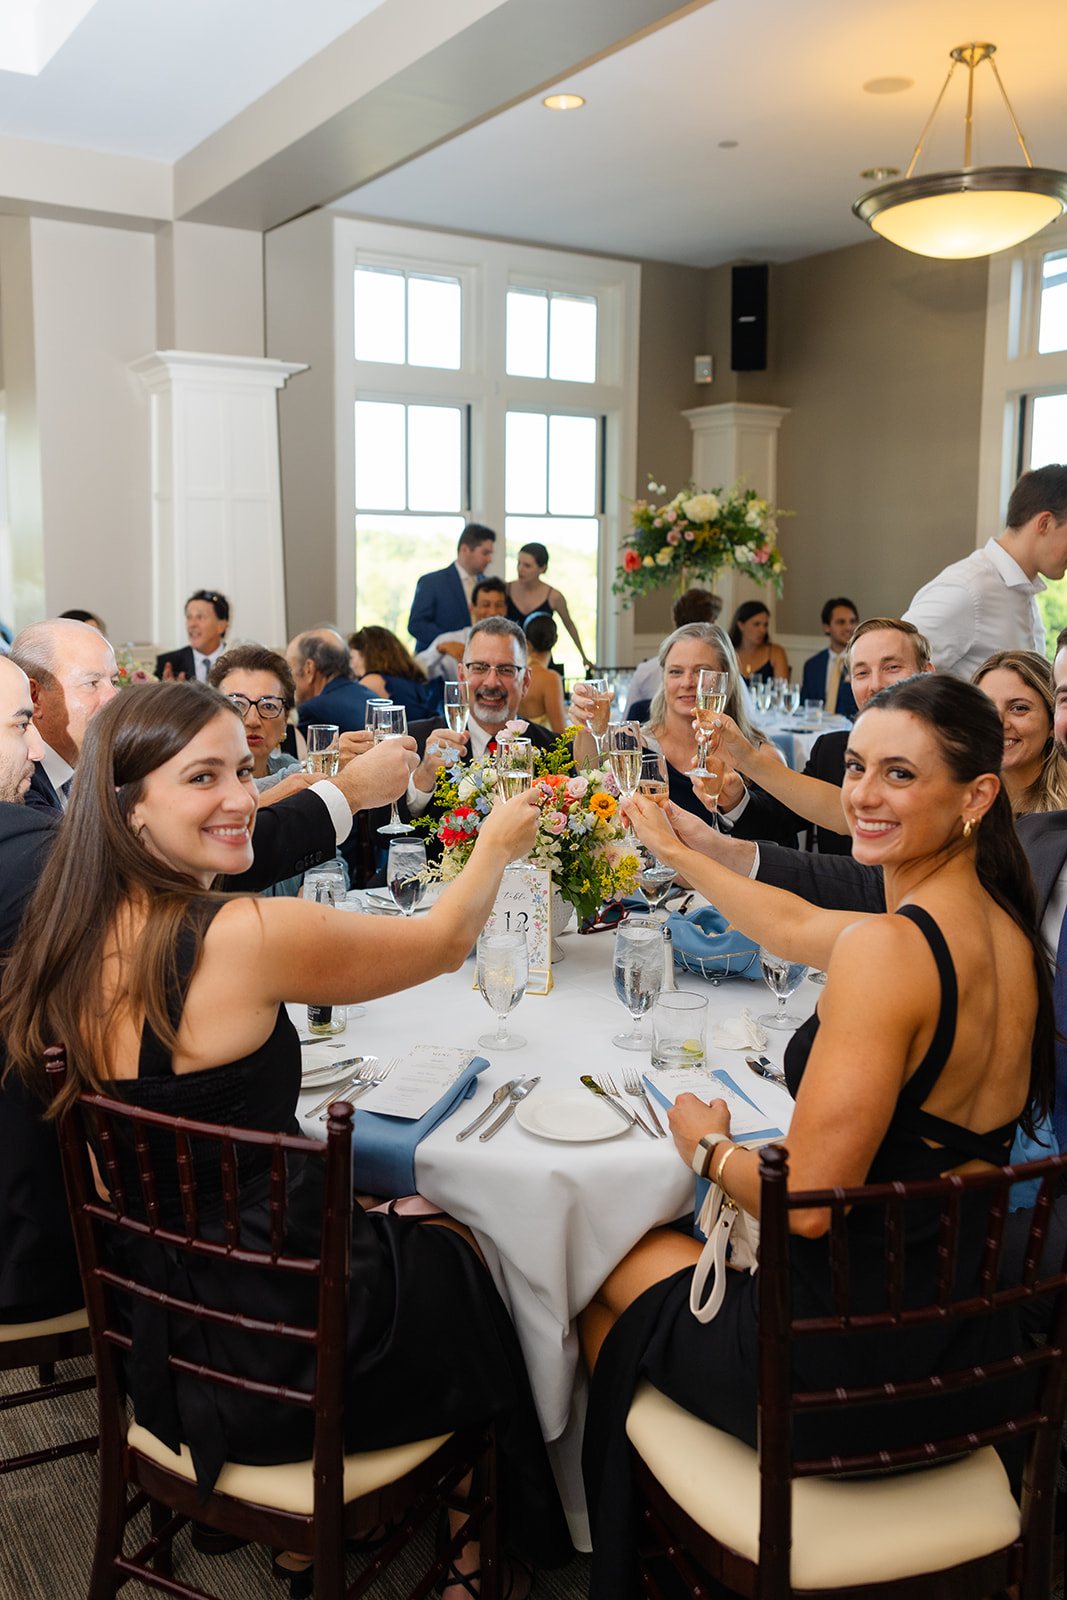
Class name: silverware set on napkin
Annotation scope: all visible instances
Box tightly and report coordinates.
[307,1058,397,1119]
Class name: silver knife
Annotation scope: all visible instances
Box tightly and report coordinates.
[456,1080,519,1141]
[636,1077,667,1136]
[479,1077,540,1142]
[745,1054,788,1088]
[579,1075,639,1133]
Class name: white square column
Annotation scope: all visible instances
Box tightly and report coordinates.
[131,351,306,650]
[682,402,790,624]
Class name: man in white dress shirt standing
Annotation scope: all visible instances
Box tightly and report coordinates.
[903,465,1067,679]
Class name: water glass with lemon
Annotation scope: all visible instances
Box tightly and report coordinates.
[652,992,708,1068]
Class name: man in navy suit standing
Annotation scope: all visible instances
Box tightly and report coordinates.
[800,597,858,719]
[286,628,374,736]
[407,524,497,652]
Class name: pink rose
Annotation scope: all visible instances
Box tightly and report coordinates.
[623,549,642,572]
[544,810,568,836]
[683,529,695,541]
[754,546,770,563]
[565,775,589,800]
[503,719,529,735]
[665,509,677,522]
[666,529,681,545]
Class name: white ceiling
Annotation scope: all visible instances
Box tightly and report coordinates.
[335,0,1067,267]
[0,0,385,161]
[0,0,1066,266]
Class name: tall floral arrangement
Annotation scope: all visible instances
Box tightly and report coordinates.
[418,731,640,924]
[614,479,788,604]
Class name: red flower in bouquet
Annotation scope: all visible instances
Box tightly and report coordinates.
[439,805,480,849]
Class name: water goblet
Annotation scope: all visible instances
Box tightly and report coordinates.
[476,931,528,1050]
[612,918,665,1049]
[757,945,809,1030]
[386,838,427,917]
[370,702,414,835]
[443,681,469,735]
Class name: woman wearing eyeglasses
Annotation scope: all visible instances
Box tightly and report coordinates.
[209,646,349,898]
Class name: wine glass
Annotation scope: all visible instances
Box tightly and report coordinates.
[634,859,677,918]
[369,702,413,836]
[386,839,426,917]
[443,681,469,734]
[495,736,534,800]
[612,918,665,1049]
[586,677,614,761]
[476,931,528,1050]
[694,669,729,772]
[757,945,809,1030]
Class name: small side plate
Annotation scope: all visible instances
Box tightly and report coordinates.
[300,1056,371,1090]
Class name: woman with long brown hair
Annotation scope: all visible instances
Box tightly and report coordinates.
[348,624,444,719]
[971,648,1067,815]
[1,681,568,1597]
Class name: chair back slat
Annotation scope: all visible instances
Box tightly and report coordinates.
[220,1134,241,1248]
[934,1186,961,1310]
[883,1188,905,1320]
[174,1128,199,1237]
[132,1123,161,1228]
[826,1202,850,1318]
[95,1113,128,1214]
[978,1176,1011,1302]
[270,1144,288,1259]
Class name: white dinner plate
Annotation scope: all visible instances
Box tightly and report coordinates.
[300,1057,366,1090]
[515,1087,631,1143]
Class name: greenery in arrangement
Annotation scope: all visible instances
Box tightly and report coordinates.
[613,479,788,604]
[417,730,640,923]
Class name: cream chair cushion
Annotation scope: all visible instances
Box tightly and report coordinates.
[127,1422,454,1516]
[626,1380,1022,1589]
[0,1307,89,1343]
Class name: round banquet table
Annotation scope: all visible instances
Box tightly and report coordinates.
[293,899,808,1545]
[753,709,852,770]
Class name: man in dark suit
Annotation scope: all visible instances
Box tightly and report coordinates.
[12,618,120,812]
[407,524,497,653]
[716,618,934,856]
[800,596,858,719]
[154,588,230,682]
[286,627,374,736]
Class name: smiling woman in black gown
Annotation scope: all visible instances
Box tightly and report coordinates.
[2,681,570,1599]
[580,675,1053,1600]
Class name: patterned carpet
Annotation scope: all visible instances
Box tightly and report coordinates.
[0,1357,593,1600]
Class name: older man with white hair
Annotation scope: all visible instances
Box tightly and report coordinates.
[11,618,118,811]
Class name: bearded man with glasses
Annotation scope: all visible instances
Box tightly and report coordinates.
[402,616,570,822]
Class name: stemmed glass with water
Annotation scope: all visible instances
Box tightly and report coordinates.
[387,839,426,916]
[476,931,528,1050]
[612,918,665,1049]
[369,701,413,835]
[757,945,809,1030]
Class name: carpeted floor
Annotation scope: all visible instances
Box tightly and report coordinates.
[0,1356,592,1599]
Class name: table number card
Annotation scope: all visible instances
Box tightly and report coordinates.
[480,865,553,994]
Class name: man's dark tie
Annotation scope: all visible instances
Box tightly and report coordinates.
[60,778,73,801]
[1053,909,1067,1152]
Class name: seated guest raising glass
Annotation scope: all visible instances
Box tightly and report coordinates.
[2,682,570,1599]
[581,673,1050,1600]
[728,600,789,684]
[972,649,1067,817]
[347,625,444,720]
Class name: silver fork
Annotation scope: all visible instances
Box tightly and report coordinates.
[318,1057,397,1121]
[621,1067,667,1137]
[596,1074,658,1139]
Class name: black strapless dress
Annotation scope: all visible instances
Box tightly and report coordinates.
[105,903,570,1567]
[582,905,1024,1599]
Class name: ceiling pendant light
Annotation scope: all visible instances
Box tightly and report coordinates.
[853,43,1067,259]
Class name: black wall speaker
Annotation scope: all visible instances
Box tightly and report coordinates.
[731,263,768,372]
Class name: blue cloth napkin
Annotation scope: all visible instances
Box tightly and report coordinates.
[666,904,761,980]
[349,1055,485,1197]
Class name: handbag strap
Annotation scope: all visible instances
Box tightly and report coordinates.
[689,1184,738,1323]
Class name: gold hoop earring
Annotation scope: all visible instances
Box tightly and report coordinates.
[963,817,977,839]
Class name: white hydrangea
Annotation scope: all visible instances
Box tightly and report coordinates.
[682,493,720,522]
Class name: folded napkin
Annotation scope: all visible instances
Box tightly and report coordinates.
[709,1008,769,1052]
[349,1056,484,1197]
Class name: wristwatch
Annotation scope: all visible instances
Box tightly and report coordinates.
[691,1131,731,1180]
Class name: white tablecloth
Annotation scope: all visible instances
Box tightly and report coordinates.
[754,711,851,770]
[293,902,806,1543]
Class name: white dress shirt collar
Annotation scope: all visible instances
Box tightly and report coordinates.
[39,741,75,805]
[988,536,1047,596]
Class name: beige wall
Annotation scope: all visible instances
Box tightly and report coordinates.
[265,210,339,635]
[156,222,265,358]
[764,240,988,633]
[0,216,44,625]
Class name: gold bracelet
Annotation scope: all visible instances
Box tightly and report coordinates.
[714,1142,741,1194]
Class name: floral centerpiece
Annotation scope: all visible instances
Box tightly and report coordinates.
[614,478,788,604]
[417,727,640,924]
[115,643,155,690]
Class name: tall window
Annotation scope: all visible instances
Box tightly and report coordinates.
[354,267,462,369]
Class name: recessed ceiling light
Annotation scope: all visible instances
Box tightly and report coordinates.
[863,76,914,94]
[718,140,739,149]
[861,167,900,181]
[543,93,585,111]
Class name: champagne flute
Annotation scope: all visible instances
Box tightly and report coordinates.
[370,702,414,836]
[443,681,469,735]
[476,931,528,1050]
[387,839,426,916]
[586,677,614,761]
[638,750,670,808]
[496,736,534,800]
[609,722,642,841]
[690,746,726,832]
[612,919,665,1049]
[694,669,728,773]
[304,723,340,777]
[757,945,809,1030]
